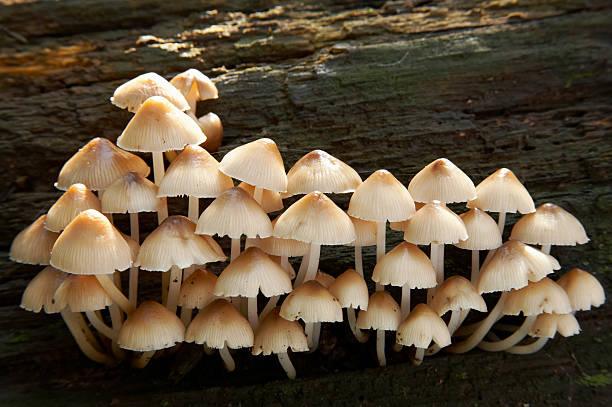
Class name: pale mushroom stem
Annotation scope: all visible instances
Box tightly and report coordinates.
[347,308,369,343]
[426,310,464,356]
[108,304,126,359]
[470,250,480,284]
[180,306,193,326]
[438,244,445,281]
[219,342,235,371]
[376,329,386,366]
[354,245,364,277]
[277,352,297,379]
[95,274,135,314]
[248,296,259,329]
[447,292,508,353]
[497,212,506,235]
[166,266,183,313]
[132,350,156,369]
[61,310,114,365]
[303,242,321,284]
[188,195,199,222]
[152,151,169,223]
[413,347,425,365]
[129,212,139,307]
[506,337,550,354]
[261,296,279,319]
[310,322,322,352]
[375,221,385,291]
[427,243,442,302]
[400,287,411,320]
[295,247,310,286]
[231,238,241,261]
[541,244,551,254]
[85,310,117,340]
[477,315,537,352]
[305,322,315,349]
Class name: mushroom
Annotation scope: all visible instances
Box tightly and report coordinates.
[356,291,401,366]
[506,313,580,355]
[44,183,102,232]
[238,182,284,213]
[178,268,219,326]
[169,68,218,114]
[328,269,370,343]
[396,303,451,365]
[198,113,224,153]
[408,158,476,205]
[111,72,190,112]
[557,268,606,311]
[9,215,59,265]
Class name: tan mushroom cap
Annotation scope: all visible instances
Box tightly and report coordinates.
[557,268,606,311]
[503,278,572,316]
[117,96,206,153]
[467,168,535,214]
[284,150,361,197]
[356,291,400,331]
[510,203,589,246]
[529,313,581,338]
[477,240,560,294]
[118,301,185,351]
[219,138,288,192]
[315,270,335,289]
[158,145,233,198]
[185,299,254,349]
[50,209,132,275]
[101,172,161,213]
[111,72,190,112]
[396,303,451,348]
[408,158,476,204]
[10,215,59,265]
[348,169,415,222]
[430,276,487,315]
[238,182,284,213]
[178,268,218,309]
[346,214,377,247]
[389,202,426,231]
[257,218,309,257]
[274,191,355,245]
[403,201,468,245]
[195,187,273,239]
[54,275,113,312]
[20,266,66,313]
[56,137,150,191]
[454,208,502,250]
[170,69,218,102]
[199,113,224,153]
[372,242,436,288]
[280,280,342,323]
[214,247,292,298]
[45,184,101,232]
[136,216,226,271]
[328,269,369,310]
[252,307,309,356]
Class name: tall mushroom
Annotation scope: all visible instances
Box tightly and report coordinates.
[356,291,401,366]
[328,269,370,343]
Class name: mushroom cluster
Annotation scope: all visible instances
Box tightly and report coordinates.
[11,70,605,379]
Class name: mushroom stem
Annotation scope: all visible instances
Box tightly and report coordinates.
[375,221,385,291]
[231,237,241,261]
[108,304,126,359]
[541,244,551,254]
[219,342,235,371]
[85,310,117,340]
[131,350,156,369]
[188,195,199,223]
[427,243,442,302]
[400,286,411,320]
[261,296,279,319]
[497,211,506,235]
[277,352,297,379]
[506,337,549,355]
[477,315,537,352]
[61,310,114,365]
[95,274,135,314]
[302,242,321,284]
[447,292,508,353]
[166,266,183,313]
[129,212,139,307]
[152,151,168,223]
[347,308,369,343]
[376,329,386,366]
[470,249,480,284]
[310,322,321,352]
[413,347,425,366]
[305,322,315,349]
[354,245,364,277]
[180,306,193,326]
[295,247,310,286]
[248,296,259,329]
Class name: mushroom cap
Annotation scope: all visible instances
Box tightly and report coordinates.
[117,96,206,153]
[178,268,219,309]
[214,247,292,298]
[328,269,369,310]
[50,209,132,275]
[170,69,218,101]
[510,203,589,246]
[111,72,190,112]
[53,275,113,312]
[158,145,233,198]
[372,242,436,288]
[195,187,273,239]
[284,150,361,197]
[356,291,401,331]
[430,276,487,315]
[274,191,355,245]
[257,218,309,257]
[237,182,284,213]
[252,307,309,356]
[119,231,140,263]
[45,184,102,232]
[101,172,161,213]
[56,137,150,191]
[136,216,226,271]
[467,168,535,214]
[185,299,254,349]
[388,203,425,232]
[315,270,335,289]
[408,158,476,204]
[396,303,451,348]
[454,208,502,251]
[10,215,59,265]
[529,313,581,338]
[219,138,288,192]
[557,268,606,311]
[503,277,572,316]
[198,113,224,153]
[20,266,66,314]
[403,201,468,245]
[279,280,343,323]
[118,301,185,351]
[345,214,377,247]
[348,169,415,222]
[477,240,560,294]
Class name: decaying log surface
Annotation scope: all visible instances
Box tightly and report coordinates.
[1,0,611,405]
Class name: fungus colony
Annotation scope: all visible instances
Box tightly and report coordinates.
[11,70,606,379]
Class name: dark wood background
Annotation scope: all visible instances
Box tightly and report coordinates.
[1,0,611,405]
